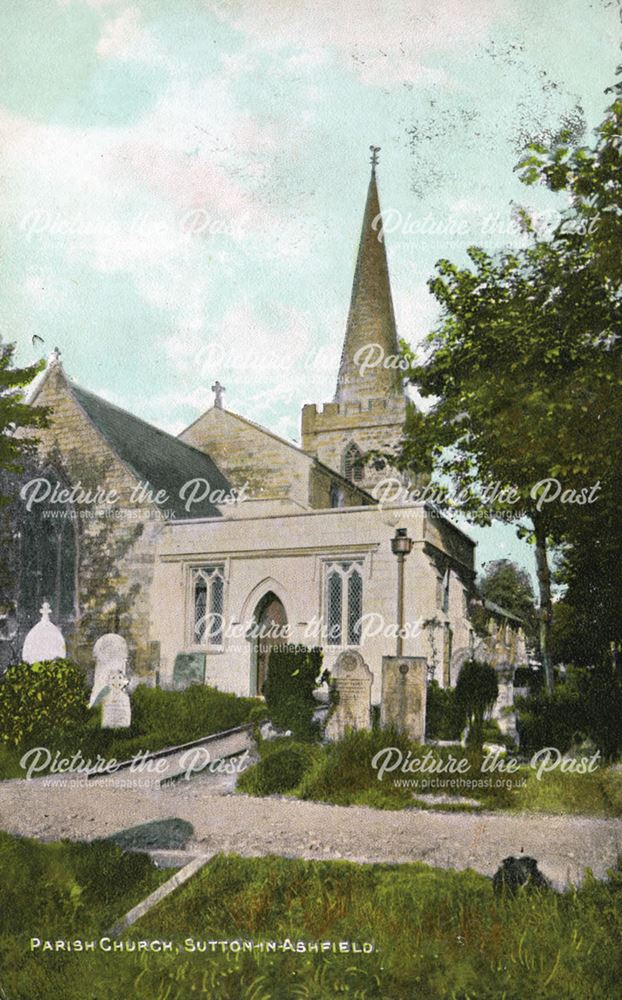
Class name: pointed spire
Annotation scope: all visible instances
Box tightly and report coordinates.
[334,148,402,404]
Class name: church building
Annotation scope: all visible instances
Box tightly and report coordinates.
[13,154,509,703]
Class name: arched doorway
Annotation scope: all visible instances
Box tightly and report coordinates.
[249,592,287,696]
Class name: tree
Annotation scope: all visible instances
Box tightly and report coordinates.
[478,559,537,649]
[0,342,47,499]
[454,659,499,753]
[398,77,622,691]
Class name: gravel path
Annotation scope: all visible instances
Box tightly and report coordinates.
[1,775,620,889]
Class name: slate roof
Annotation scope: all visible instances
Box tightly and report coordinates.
[70,383,232,519]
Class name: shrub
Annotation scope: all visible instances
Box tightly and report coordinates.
[264,644,323,741]
[516,671,588,755]
[0,659,91,749]
[425,680,462,740]
[297,726,416,806]
[585,661,622,760]
[237,739,320,796]
[455,659,499,753]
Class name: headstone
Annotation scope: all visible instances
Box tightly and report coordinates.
[325,650,372,740]
[492,664,517,740]
[380,656,427,742]
[22,602,66,664]
[100,669,132,729]
[89,633,129,709]
[173,652,206,688]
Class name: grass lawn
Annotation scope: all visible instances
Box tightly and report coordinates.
[238,730,622,817]
[1,833,621,999]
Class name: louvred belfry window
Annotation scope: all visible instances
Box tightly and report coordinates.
[343,443,364,482]
[325,560,364,646]
[193,566,225,646]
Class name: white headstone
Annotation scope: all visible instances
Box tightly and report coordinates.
[22,602,66,664]
[100,669,132,729]
[89,633,129,709]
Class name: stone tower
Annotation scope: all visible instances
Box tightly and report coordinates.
[301,149,408,494]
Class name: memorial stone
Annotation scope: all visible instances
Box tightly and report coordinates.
[22,602,66,664]
[380,656,427,742]
[325,650,372,740]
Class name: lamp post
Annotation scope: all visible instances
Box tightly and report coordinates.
[391,527,413,657]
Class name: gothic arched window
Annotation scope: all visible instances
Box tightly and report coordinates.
[343,443,363,483]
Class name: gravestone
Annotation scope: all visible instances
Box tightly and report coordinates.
[380,656,427,742]
[100,669,132,729]
[89,633,129,711]
[325,650,372,740]
[22,602,66,664]
[173,652,206,688]
[492,664,518,740]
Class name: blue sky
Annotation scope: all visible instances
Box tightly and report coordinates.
[2,0,619,582]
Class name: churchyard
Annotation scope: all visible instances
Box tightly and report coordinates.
[1,601,622,1000]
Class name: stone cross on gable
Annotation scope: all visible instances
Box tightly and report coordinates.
[40,601,52,619]
[211,380,225,409]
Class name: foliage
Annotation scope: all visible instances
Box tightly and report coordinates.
[454,660,499,753]
[264,643,323,741]
[425,679,463,740]
[237,738,322,796]
[4,837,622,999]
[0,658,91,749]
[584,659,622,761]
[398,79,622,691]
[0,342,47,498]
[517,661,622,761]
[478,559,537,648]
[0,677,261,776]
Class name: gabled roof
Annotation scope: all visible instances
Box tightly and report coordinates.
[180,403,376,504]
[69,383,232,520]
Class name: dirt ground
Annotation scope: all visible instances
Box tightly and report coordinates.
[1,772,620,889]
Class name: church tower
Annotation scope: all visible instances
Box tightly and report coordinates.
[301,148,408,494]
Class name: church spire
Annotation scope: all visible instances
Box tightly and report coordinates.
[334,147,402,404]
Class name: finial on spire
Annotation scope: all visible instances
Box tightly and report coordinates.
[211,380,225,409]
[47,347,62,369]
[369,145,381,170]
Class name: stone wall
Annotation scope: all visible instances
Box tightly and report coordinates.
[301,396,407,494]
[19,365,161,673]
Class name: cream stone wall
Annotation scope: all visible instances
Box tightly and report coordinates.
[150,503,476,702]
[301,396,407,493]
[179,405,369,509]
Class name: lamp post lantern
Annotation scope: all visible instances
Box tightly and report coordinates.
[391,527,413,657]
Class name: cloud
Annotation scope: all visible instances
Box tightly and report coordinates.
[212,0,513,86]
[96,7,144,59]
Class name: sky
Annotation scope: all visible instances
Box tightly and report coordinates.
[1,0,619,581]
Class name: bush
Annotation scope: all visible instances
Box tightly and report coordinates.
[0,659,91,749]
[237,739,320,796]
[516,670,588,755]
[264,644,323,741]
[297,727,417,807]
[455,659,499,753]
[425,680,462,740]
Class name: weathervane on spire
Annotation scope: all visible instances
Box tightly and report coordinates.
[369,145,381,169]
